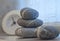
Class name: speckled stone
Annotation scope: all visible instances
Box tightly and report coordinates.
[17,18,43,28]
[20,7,39,20]
[15,27,37,38]
[37,26,59,40]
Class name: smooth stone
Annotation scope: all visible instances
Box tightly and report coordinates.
[20,7,39,20]
[17,18,43,28]
[15,27,37,38]
[37,26,59,40]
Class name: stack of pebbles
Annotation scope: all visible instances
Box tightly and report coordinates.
[15,7,43,38]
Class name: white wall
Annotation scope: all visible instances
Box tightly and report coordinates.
[25,0,60,22]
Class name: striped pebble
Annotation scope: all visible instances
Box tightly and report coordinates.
[37,26,59,40]
[15,27,37,38]
[17,18,43,28]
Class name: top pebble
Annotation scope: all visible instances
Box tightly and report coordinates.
[20,7,39,20]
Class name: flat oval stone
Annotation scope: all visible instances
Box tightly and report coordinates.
[17,18,43,28]
[37,26,59,40]
[15,27,37,38]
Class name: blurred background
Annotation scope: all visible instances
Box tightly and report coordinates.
[0,0,60,35]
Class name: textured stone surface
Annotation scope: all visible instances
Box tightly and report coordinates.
[15,27,37,38]
[17,18,43,28]
[37,26,59,40]
[20,7,39,20]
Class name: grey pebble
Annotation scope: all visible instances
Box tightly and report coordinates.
[37,26,59,40]
[20,7,39,20]
[15,27,37,38]
[17,18,43,28]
